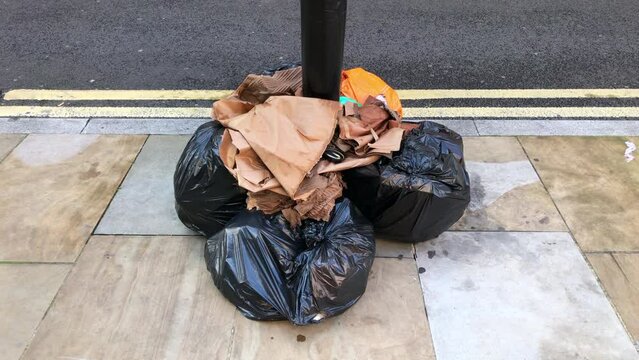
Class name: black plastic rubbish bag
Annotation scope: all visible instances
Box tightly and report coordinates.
[343,121,470,243]
[204,199,375,325]
[174,121,247,237]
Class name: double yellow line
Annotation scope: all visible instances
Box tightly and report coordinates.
[2,89,639,118]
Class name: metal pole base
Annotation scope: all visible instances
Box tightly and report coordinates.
[300,0,347,101]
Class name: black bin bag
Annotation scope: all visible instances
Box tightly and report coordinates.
[174,121,247,237]
[204,199,375,325]
[343,121,471,243]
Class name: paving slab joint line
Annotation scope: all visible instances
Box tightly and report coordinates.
[517,138,595,281]
[471,119,481,136]
[92,233,203,238]
[516,136,575,239]
[0,134,26,162]
[375,255,411,259]
[588,252,637,351]
[446,229,571,233]
[586,254,639,347]
[17,262,74,360]
[0,260,76,265]
[87,135,151,255]
[583,250,639,254]
[410,248,438,357]
[611,255,633,283]
[515,138,599,275]
[79,117,92,133]
[517,137,639,345]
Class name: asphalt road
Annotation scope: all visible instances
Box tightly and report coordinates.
[1,0,638,90]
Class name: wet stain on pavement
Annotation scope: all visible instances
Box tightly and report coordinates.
[79,163,101,180]
[468,172,486,212]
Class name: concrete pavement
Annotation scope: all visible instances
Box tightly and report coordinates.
[1,132,638,359]
[2,0,639,356]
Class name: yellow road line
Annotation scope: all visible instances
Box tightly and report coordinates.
[3,89,234,101]
[0,106,211,118]
[403,107,639,118]
[396,89,639,99]
[5,88,639,101]
[2,106,639,118]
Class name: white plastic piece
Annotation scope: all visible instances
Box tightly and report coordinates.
[624,141,636,162]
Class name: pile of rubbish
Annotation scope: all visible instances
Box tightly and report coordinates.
[174,66,471,325]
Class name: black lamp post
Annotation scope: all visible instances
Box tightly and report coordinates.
[300,0,347,101]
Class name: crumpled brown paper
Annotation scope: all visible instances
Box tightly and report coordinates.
[213,66,404,226]
[213,67,302,121]
[337,96,404,157]
[247,171,344,227]
[219,95,340,197]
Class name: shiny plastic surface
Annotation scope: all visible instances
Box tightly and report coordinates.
[173,121,247,237]
[341,67,404,118]
[343,121,471,243]
[204,199,375,325]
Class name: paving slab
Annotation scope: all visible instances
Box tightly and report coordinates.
[416,232,638,360]
[476,119,639,136]
[95,135,195,235]
[588,253,639,346]
[230,258,435,360]
[0,134,145,262]
[0,134,24,160]
[22,235,236,360]
[83,118,209,134]
[0,117,87,134]
[0,264,70,360]
[452,137,566,231]
[520,136,639,251]
[375,238,414,258]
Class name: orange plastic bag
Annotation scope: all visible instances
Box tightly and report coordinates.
[340,68,403,118]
